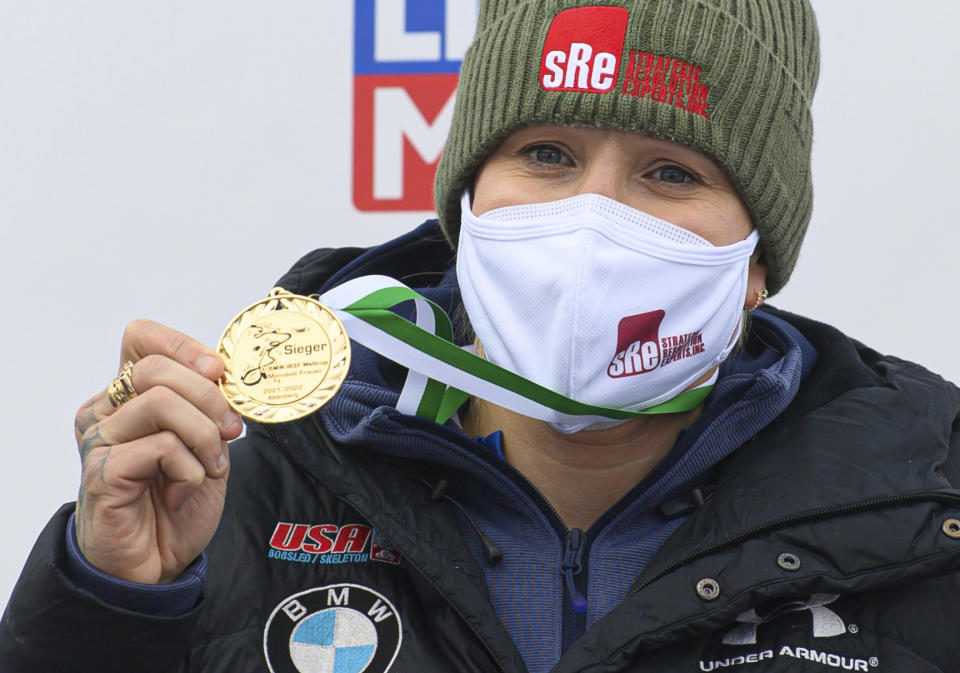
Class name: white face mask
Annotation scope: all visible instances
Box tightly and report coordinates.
[456,191,759,433]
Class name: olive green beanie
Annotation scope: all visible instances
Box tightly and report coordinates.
[434,0,819,295]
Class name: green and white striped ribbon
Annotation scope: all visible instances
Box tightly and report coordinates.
[320,276,713,426]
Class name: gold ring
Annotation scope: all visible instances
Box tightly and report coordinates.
[107,360,138,408]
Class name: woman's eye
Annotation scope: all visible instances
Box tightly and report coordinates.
[650,165,697,184]
[525,145,568,166]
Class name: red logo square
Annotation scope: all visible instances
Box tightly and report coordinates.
[608,310,664,378]
[540,6,629,93]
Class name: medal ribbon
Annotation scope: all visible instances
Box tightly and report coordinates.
[319,276,713,426]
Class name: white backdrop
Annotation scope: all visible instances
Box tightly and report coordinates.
[1,1,958,611]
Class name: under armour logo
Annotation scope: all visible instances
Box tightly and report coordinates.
[722,593,846,646]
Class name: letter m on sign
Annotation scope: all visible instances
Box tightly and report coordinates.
[352,0,474,211]
[353,76,457,210]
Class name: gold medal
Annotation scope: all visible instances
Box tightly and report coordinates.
[217,288,351,423]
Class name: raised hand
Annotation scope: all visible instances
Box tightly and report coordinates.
[73,319,244,584]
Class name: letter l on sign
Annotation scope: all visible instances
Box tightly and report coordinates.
[374,0,475,62]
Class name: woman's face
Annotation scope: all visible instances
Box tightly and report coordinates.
[472,124,768,303]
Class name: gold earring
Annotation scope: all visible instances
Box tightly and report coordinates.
[749,288,768,312]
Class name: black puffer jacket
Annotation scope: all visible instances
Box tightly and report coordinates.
[3,225,960,673]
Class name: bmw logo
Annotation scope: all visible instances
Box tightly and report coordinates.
[264,584,402,673]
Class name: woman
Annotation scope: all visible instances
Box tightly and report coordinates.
[4,1,960,672]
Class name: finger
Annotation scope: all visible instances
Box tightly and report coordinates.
[77,419,110,464]
[131,355,243,439]
[97,387,229,478]
[76,381,136,443]
[76,362,136,441]
[82,431,215,511]
[120,319,223,380]
[75,394,116,442]
[76,356,156,442]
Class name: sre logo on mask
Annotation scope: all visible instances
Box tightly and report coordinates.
[608,310,664,377]
[540,6,629,93]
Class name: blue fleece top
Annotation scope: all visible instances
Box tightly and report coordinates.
[65,234,817,673]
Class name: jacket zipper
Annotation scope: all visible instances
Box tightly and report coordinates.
[472,430,600,650]
[561,528,589,651]
[630,490,960,597]
[396,413,599,654]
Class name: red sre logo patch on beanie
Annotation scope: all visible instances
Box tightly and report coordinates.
[539,6,712,120]
[540,6,629,93]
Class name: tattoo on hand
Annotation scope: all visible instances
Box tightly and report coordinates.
[78,424,107,464]
[94,446,111,483]
[76,425,111,549]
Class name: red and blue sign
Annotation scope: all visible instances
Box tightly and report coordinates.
[353,0,477,211]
